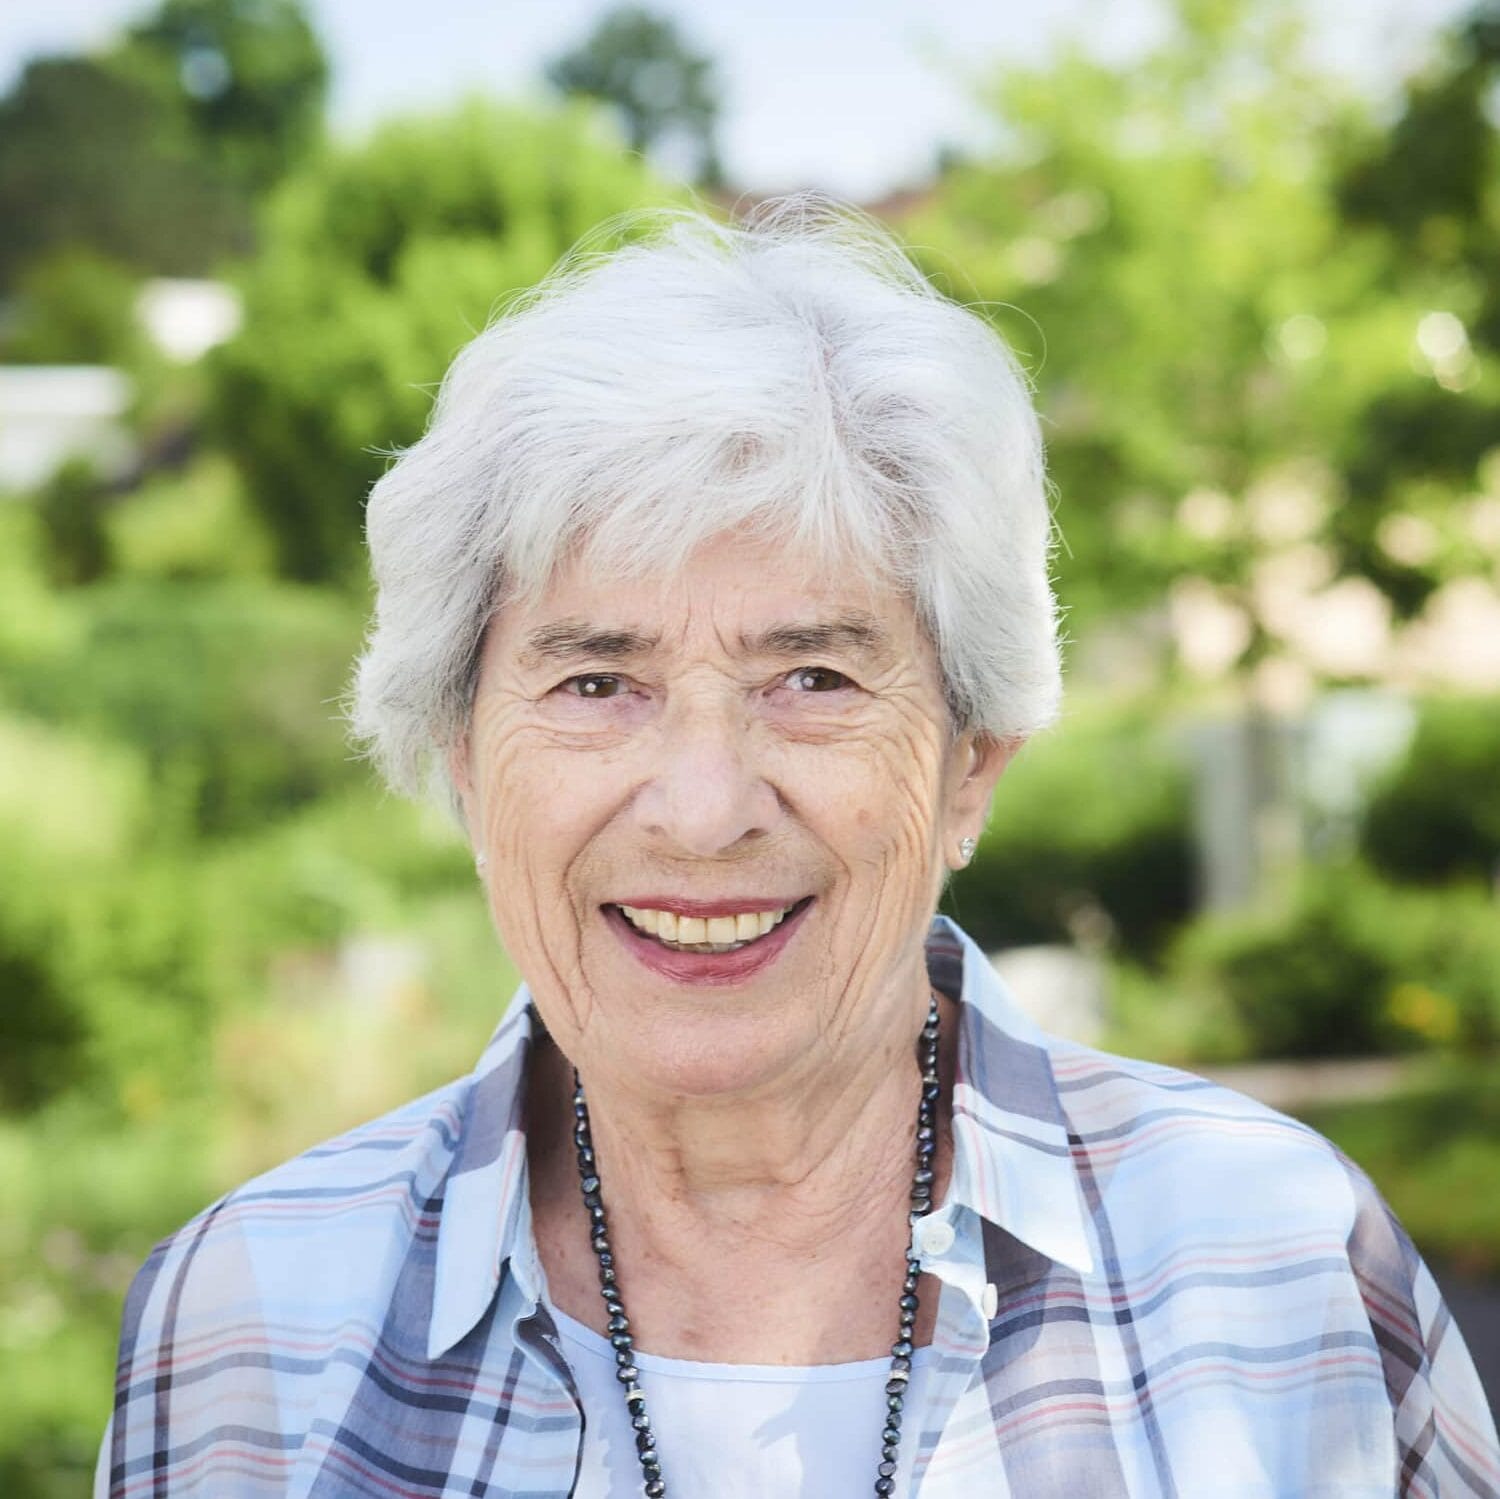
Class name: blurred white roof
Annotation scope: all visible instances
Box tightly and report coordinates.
[0,365,133,491]
[136,279,242,363]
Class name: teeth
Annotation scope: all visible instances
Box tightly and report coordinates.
[617,901,800,952]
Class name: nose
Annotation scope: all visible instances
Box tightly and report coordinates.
[633,692,779,857]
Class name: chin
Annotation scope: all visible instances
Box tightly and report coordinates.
[584,979,813,1101]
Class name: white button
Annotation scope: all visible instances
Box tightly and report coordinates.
[981,1282,999,1319]
[915,1217,955,1257]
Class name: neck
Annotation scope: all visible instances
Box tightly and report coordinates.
[525,985,959,1363]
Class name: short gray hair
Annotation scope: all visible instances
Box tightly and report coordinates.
[346,194,1061,821]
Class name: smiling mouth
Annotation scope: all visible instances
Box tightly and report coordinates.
[607,898,814,954]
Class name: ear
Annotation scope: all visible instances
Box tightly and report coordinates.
[943,732,1022,864]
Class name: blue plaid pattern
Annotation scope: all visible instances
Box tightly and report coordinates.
[100,918,1499,1496]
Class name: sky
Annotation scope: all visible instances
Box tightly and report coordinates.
[0,0,1477,199]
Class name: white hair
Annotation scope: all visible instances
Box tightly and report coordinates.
[347,194,1061,821]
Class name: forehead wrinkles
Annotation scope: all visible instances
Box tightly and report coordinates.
[652,567,910,660]
[492,535,938,686]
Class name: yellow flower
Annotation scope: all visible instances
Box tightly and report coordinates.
[1385,982,1460,1044]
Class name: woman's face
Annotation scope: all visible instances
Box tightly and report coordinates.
[454,530,1014,1100]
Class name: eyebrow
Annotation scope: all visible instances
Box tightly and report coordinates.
[517,621,659,669]
[516,610,893,670]
[742,613,892,662]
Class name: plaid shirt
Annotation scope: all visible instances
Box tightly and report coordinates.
[100,917,1499,1498]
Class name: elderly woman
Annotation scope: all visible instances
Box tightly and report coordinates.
[101,200,1496,1499]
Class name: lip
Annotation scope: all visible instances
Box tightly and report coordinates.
[604,897,813,986]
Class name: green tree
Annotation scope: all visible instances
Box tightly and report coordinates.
[209,99,673,583]
[912,1,1396,628]
[909,0,1500,902]
[0,249,146,365]
[115,0,329,199]
[1338,3,1500,264]
[1331,2,1500,614]
[1359,696,1500,885]
[35,460,113,589]
[0,55,246,290]
[911,0,1500,664]
[546,5,723,186]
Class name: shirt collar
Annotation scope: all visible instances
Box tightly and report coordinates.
[426,995,539,1359]
[427,915,1093,1360]
[930,915,1096,1280]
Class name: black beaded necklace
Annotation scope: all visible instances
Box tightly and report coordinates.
[569,994,942,1498]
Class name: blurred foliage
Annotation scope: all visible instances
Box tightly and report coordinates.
[4,577,364,837]
[1168,863,1500,1058]
[944,704,1195,963]
[103,452,278,581]
[114,0,329,199]
[547,4,724,185]
[1102,953,1254,1067]
[209,98,672,582]
[1330,4,1500,601]
[0,54,247,293]
[909,0,1500,651]
[1359,695,1500,884]
[1338,5,1500,276]
[34,460,114,589]
[0,250,148,366]
[0,0,328,369]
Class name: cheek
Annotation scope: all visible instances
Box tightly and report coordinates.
[475,766,603,1038]
[820,726,946,880]
[472,731,603,948]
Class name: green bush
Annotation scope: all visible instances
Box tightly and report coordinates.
[0,719,152,1110]
[0,506,78,663]
[185,784,473,1006]
[105,454,276,582]
[1170,864,1500,1059]
[1359,695,1500,885]
[34,459,112,589]
[0,249,146,366]
[5,578,363,837]
[943,705,1195,962]
[1101,954,1254,1067]
[0,916,82,1112]
[0,705,473,1119]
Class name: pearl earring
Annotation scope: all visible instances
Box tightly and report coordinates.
[958,837,976,865]
[474,852,488,874]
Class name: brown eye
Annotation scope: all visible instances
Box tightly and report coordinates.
[567,674,623,698]
[787,666,850,693]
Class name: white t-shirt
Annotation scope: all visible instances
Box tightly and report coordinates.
[552,1305,938,1499]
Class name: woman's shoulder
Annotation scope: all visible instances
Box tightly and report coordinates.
[1042,1037,1378,1236]
[178,1069,472,1239]
[102,1072,483,1495]
[1037,1037,1500,1487]
[116,1071,476,1368]
[1044,1035,1333,1139]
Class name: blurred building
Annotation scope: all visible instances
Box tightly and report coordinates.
[0,365,133,493]
[135,278,242,364]
[0,278,240,494]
